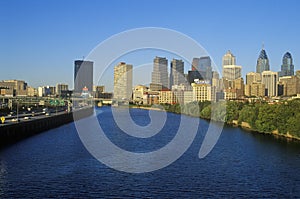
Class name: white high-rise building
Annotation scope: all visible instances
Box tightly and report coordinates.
[113,62,133,100]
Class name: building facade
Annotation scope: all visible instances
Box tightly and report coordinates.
[74,60,93,93]
[222,50,236,66]
[256,48,270,74]
[280,52,294,77]
[262,71,278,97]
[113,62,133,100]
[222,65,242,80]
[169,59,185,87]
[151,57,169,89]
[192,83,216,102]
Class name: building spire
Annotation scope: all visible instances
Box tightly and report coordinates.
[262,42,265,50]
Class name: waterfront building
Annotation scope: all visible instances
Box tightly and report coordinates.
[74,60,93,93]
[280,52,294,77]
[93,85,105,98]
[183,90,193,104]
[133,85,149,104]
[262,71,278,97]
[113,62,133,100]
[170,59,185,87]
[151,57,169,89]
[256,48,270,74]
[192,83,216,102]
[159,91,177,104]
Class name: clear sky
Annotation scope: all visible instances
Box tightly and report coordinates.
[1,0,300,91]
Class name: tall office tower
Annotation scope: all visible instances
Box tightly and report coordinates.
[191,58,200,71]
[222,65,242,80]
[280,52,294,77]
[246,72,261,85]
[74,60,93,93]
[212,71,220,87]
[199,56,212,82]
[262,71,278,97]
[170,59,185,87]
[222,50,236,66]
[113,62,133,100]
[151,56,169,89]
[256,48,270,74]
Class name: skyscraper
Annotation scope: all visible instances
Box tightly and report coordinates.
[170,59,185,87]
[222,50,236,66]
[262,71,278,97]
[199,56,212,82]
[74,60,93,93]
[280,52,294,77]
[222,65,242,80]
[256,48,270,74]
[151,57,169,89]
[222,50,241,80]
[113,62,133,100]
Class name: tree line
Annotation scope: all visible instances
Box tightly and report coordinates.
[160,99,300,139]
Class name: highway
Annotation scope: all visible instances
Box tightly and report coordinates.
[0,109,69,126]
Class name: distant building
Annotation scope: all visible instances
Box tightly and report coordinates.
[0,80,27,97]
[256,48,270,74]
[93,85,105,98]
[222,65,242,81]
[187,70,203,85]
[262,71,278,97]
[280,52,294,77]
[38,86,55,97]
[113,62,133,100]
[74,60,93,93]
[278,76,299,96]
[56,83,69,96]
[169,59,185,87]
[192,83,216,102]
[133,85,148,104]
[27,87,37,97]
[246,72,261,85]
[222,51,241,81]
[151,57,169,89]
[222,50,236,66]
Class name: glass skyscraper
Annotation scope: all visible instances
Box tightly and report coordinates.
[256,49,270,74]
[280,52,294,77]
[74,60,93,93]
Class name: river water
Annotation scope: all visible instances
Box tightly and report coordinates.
[0,106,299,198]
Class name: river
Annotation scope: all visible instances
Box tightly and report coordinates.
[0,106,299,198]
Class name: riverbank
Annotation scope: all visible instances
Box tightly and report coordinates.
[129,102,300,142]
[231,120,300,142]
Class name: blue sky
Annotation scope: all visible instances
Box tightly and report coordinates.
[1,0,300,91]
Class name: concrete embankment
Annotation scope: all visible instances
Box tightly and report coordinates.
[0,107,94,148]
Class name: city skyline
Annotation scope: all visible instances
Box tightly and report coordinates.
[1,0,300,89]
